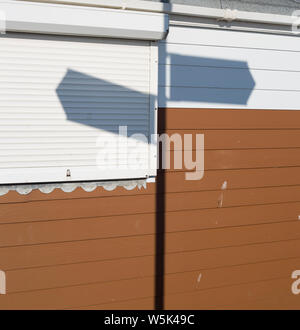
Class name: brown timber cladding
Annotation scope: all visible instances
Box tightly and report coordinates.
[0,108,300,309]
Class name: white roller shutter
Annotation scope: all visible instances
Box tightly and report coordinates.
[0,33,157,184]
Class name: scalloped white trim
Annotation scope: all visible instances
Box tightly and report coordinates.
[0,179,148,196]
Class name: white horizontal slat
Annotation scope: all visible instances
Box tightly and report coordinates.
[1,61,149,72]
[0,85,150,93]
[0,142,97,148]
[0,55,149,66]
[0,113,149,119]
[0,161,149,169]
[0,119,148,125]
[0,158,149,167]
[0,103,149,109]
[0,125,149,132]
[0,130,148,138]
[0,92,148,99]
[0,138,98,143]
[159,65,300,91]
[159,87,300,110]
[165,26,300,51]
[0,77,149,92]
[0,149,148,157]
[0,47,150,60]
[0,107,149,114]
[0,32,152,184]
[0,100,148,106]
[0,67,149,79]
[0,75,149,84]
[0,143,149,150]
[159,43,300,72]
[0,51,150,63]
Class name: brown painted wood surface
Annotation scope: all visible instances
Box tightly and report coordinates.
[0,108,300,309]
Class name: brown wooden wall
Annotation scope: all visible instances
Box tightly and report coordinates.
[1,108,300,309]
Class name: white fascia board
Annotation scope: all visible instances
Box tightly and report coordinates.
[23,0,296,27]
[0,1,168,40]
[169,4,295,26]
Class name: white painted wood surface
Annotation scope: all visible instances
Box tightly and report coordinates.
[158,26,300,109]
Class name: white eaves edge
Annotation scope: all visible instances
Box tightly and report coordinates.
[0,0,169,40]
[16,0,299,27]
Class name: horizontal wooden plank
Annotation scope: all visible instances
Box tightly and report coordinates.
[2,257,299,309]
[223,293,300,310]
[165,221,300,254]
[74,297,154,310]
[165,202,300,233]
[166,148,300,170]
[164,185,300,212]
[162,129,300,149]
[1,201,300,247]
[159,108,300,130]
[3,241,300,300]
[0,277,154,310]
[79,294,298,310]
[165,258,300,297]
[78,242,300,309]
[1,221,300,270]
[1,200,300,249]
[1,238,300,309]
[0,194,156,224]
[165,168,300,192]
[165,239,300,274]
[0,235,155,270]
[6,252,300,295]
[1,185,300,224]
[78,249,300,310]
[7,255,154,294]
[0,214,155,247]
[164,277,299,309]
